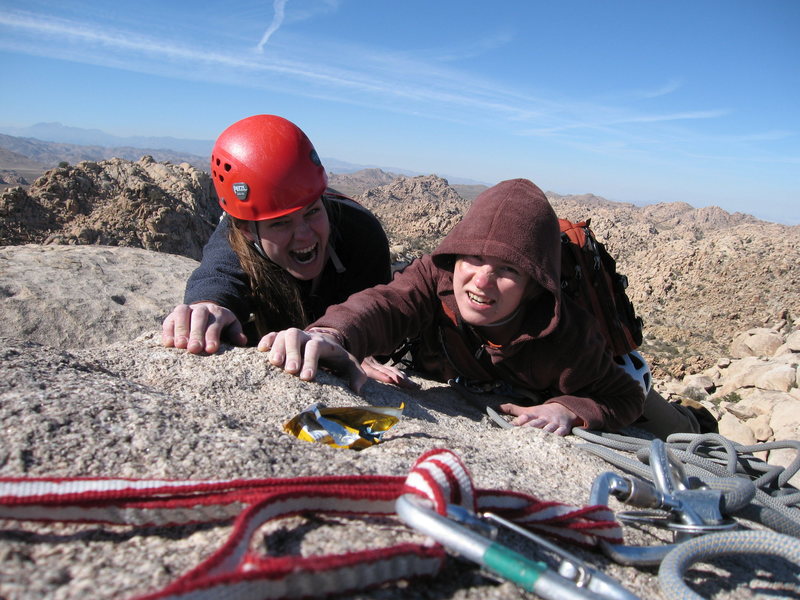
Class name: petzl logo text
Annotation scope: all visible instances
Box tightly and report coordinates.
[232,182,249,200]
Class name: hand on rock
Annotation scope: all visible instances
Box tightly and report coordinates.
[161,302,247,354]
[258,327,367,393]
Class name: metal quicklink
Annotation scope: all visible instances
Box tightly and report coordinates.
[589,439,738,566]
[396,494,639,600]
[575,429,800,538]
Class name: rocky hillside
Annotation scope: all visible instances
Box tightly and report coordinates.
[328,167,398,197]
[328,169,486,203]
[357,174,472,261]
[0,148,48,192]
[0,156,221,261]
[545,195,799,378]
[0,147,47,172]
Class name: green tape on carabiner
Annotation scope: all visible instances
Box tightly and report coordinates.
[483,543,548,591]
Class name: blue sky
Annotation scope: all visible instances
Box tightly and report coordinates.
[0,0,798,224]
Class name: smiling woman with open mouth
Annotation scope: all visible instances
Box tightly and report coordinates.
[162,114,417,390]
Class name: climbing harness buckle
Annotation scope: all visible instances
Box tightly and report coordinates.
[396,494,639,600]
[589,438,738,565]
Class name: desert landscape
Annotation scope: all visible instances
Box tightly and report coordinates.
[1,141,799,599]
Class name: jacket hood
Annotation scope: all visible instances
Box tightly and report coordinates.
[432,178,562,337]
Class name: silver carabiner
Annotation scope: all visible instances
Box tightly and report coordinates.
[479,510,640,600]
[396,494,639,600]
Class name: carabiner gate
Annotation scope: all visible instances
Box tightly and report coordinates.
[396,494,639,600]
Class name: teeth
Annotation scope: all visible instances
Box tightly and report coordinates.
[467,292,493,305]
[290,244,317,264]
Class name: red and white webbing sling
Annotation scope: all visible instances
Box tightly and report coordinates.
[0,449,621,599]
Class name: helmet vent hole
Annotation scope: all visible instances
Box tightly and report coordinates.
[218,175,224,183]
[224,163,232,172]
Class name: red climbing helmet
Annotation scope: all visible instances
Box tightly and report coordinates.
[210,115,328,221]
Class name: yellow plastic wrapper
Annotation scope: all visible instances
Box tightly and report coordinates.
[283,403,404,450]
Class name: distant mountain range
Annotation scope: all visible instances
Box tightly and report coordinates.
[0,122,487,185]
[0,122,213,158]
[0,133,209,173]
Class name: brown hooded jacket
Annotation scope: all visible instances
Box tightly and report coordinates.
[310,179,645,431]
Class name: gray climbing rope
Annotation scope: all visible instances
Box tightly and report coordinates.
[658,529,800,600]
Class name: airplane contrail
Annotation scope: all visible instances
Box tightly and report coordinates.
[256,0,288,53]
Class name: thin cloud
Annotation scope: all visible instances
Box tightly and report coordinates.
[593,79,683,105]
[0,10,351,84]
[610,109,729,124]
[255,0,288,53]
[0,9,553,122]
[686,151,800,165]
[0,8,746,155]
[636,79,683,99]
[522,109,727,136]
[720,130,795,143]
[426,30,516,62]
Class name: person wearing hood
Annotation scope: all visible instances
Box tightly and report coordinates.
[260,178,646,434]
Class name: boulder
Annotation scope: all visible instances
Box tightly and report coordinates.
[768,446,800,488]
[787,330,800,352]
[769,400,800,441]
[718,412,757,446]
[753,364,798,393]
[0,334,668,599]
[748,414,773,442]
[713,355,799,396]
[730,328,785,358]
[683,373,715,392]
[725,388,790,419]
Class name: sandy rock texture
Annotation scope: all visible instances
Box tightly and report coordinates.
[2,334,797,600]
[0,244,196,349]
